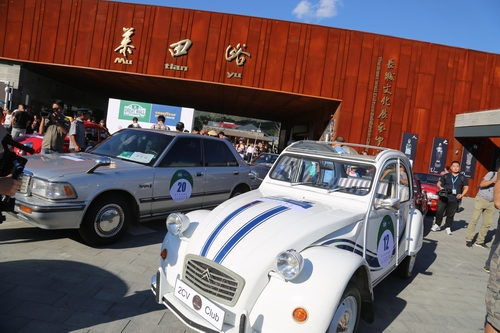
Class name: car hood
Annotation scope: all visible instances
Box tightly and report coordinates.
[420,183,439,193]
[185,189,364,276]
[21,153,146,180]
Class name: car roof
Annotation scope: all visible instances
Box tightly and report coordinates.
[284,140,409,165]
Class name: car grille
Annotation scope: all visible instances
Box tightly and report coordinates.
[18,173,31,194]
[183,254,245,307]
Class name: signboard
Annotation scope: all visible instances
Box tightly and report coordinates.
[400,132,418,162]
[106,98,194,134]
[460,143,478,178]
[429,137,449,174]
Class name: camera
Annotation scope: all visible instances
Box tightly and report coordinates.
[40,107,59,118]
[0,126,34,218]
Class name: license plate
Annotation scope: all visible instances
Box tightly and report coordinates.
[174,278,225,331]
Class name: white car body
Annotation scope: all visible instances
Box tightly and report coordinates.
[151,141,423,332]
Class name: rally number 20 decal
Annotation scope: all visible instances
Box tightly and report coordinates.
[170,170,194,203]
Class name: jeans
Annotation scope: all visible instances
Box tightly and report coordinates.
[434,199,459,229]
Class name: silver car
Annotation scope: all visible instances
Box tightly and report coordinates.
[10,129,265,245]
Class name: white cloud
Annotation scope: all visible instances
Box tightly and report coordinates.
[292,0,341,21]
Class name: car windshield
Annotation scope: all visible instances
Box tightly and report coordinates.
[90,129,173,166]
[415,173,440,185]
[269,155,377,196]
[253,154,278,165]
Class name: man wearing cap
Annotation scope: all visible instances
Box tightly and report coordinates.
[69,110,87,152]
[176,122,185,132]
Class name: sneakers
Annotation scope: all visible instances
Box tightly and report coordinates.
[465,241,473,248]
[475,243,489,249]
[445,227,452,235]
[484,266,490,273]
[431,224,441,232]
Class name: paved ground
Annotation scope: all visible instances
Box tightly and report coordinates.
[0,197,498,333]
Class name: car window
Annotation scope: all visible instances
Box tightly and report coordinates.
[380,161,410,201]
[91,129,172,166]
[160,137,203,167]
[270,155,375,195]
[203,139,239,167]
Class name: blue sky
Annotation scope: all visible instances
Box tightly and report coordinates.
[118,0,500,54]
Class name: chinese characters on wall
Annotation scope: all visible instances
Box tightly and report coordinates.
[114,27,136,65]
[375,59,396,146]
[366,57,396,147]
[112,27,251,79]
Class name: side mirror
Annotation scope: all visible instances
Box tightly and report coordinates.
[374,197,400,211]
[86,156,111,174]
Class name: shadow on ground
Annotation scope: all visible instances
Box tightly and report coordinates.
[358,214,438,332]
[0,259,166,333]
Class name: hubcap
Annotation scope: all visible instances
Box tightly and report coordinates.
[329,295,358,333]
[94,204,124,238]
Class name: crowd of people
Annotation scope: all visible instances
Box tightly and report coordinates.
[1,100,110,154]
[141,115,275,162]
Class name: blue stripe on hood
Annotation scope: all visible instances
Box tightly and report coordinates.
[212,205,290,263]
[200,200,263,257]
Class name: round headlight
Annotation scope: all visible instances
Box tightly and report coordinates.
[275,249,304,281]
[166,213,190,236]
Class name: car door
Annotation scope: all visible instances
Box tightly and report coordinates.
[365,158,412,285]
[202,138,242,208]
[152,136,206,215]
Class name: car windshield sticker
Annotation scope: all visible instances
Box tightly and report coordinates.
[377,215,395,268]
[257,196,313,210]
[200,200,264,257]
[117,151,155,163]
[169,170,194,202]
[213,205,290,263]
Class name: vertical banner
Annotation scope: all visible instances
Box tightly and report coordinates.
[429,137,449,174]
[461,143,478,178]
[400,132,418,162]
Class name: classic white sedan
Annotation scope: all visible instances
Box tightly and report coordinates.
[151,140,423,332]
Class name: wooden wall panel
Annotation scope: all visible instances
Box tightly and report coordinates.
[1,0,500,193]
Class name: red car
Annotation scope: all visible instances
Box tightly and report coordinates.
[413,175,429,216]
[414,172,441,213]
[13,121,109,155]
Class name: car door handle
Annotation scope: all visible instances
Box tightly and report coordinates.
[195,172,204,177]
[233,171,239,175]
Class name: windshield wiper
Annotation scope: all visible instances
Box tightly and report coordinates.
[328,186,370,193]
[290,181,316,186]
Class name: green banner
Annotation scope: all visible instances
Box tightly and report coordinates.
[118,100,151,122]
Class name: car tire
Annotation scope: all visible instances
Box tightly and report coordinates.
[327,282,361,333]
[397,253,417,279]
[230,184,249,198]
[79,196,131,246]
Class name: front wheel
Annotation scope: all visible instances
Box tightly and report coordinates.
[230,184,249,198]
[327,282,361,333]
[79,196,131,246]
[397,253,417,279]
